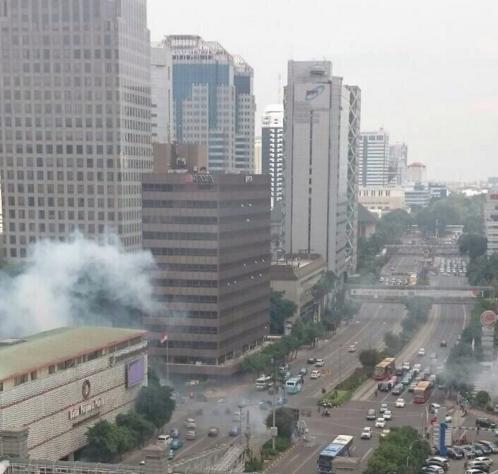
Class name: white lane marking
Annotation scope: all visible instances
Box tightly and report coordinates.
[361,447,373,463]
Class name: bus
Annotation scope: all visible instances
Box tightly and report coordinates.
[374,358,396,380]
[285,377,303,395]
[317,435,354,474]
[255,375,272,390]
[413,381,432,403]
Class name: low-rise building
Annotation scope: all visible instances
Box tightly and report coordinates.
[270,254,328,326]
[404,184,432,209]
[485,190,498,256]
[358,186,405,217]
[0,327,148,461]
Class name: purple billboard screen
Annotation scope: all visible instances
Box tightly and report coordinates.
[126,357,145,388]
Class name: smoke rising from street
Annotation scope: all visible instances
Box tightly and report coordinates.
[0,234,157,337]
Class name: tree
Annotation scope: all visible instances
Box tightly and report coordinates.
[384,332,402,356]
[359,349,383,376]
[364,426,431,474]
[135,384,175,429]
[458,233,487,259]
[474,390,491,409]
[270,291,297,335]
[84,420,133,462]
[265,407,296,440]
[116,411,155,446]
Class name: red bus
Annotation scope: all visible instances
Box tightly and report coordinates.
[373,358,396,380]
[413,381,432,403]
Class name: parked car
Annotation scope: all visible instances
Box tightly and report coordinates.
[425,456,448,471]
[361,427,372,439]
[446,447,464,460]
[476,418,497,429]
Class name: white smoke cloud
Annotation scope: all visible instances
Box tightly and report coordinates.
[0,234,157,337]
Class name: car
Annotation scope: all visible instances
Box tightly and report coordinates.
[315,359,325,367]
[396,398,405,408]
[413,363,422,373]
[307,357,317,364]
[259,400,270,410]
[418,348,426,356]
[440,340,447,347]
[422,466,444,474]
[379,403,388,414]
[461,445,478,459]
[446,447,464,459]
[170,428,180,439]
[158,434,172,445]
[184,418,196,429]
[476,418,497,429]
[233,411,241,422]
[170,439,183,450]
[466,461,490,473]
[139,460,145,466]
[167,449,175,460]
[474,457,493,467]
[299,367,308,376]
[392,383,404,395]
[380,428,391,438]
[472,444,488,456]
[465,469,487,474]
[425,456,448,470]
[229,425,240,437]
[477,440,498,453]
[310,370,321,379]
[474,443,493,455]
[366,409,376,420]
[402,361,411,371]
[383,410,392,421]
[430,403,441,414]
[208,427,219,437]
[185,430,196,441]
[375,417,386,428]
[361,427,372,439]
[348,344,357,353]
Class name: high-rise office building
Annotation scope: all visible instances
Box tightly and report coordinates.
[284,61,360,277]
[151,45,173,144]
[389,143,408,185]
[161,35,255,173]
[261,104,284,208]
[142,155,270,375]
[358,129,390,186]
[485,190,498,256]
[0,0,152,260]
[406,162,427,184]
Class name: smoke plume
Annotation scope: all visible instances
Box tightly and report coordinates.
[0,234,157,337]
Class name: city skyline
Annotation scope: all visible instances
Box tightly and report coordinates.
[148,0,498,181]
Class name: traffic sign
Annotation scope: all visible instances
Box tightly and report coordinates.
[480,310,497,327]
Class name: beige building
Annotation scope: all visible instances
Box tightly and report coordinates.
[270,254,328,325]
[0,327,147,461]
[358,186,406,217]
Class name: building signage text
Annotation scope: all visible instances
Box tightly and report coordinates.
[68,398,103,421]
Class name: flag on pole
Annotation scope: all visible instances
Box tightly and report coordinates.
[160,332,168,344]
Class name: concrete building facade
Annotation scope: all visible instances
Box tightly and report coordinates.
[358,186,406,217]
[284,61,358,277]
[161,35,255,174]
[0,327,147,461]
[389,143,408,185]
[0,0,152,260]
[150,45,173,144]
[142,165,271,375]
[485,190,498,256]
[358,129,390,186]
[261,104,284,208]
[406,162,427,184]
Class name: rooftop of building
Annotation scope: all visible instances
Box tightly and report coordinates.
[408,162,426,167]
[0,326,146,383]
[271,254,326,280]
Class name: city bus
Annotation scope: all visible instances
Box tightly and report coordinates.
[414,380,432,403]
[317,435,354,474]
[374,357,396,380]
[255,375,272,390]
[285,377,303,395]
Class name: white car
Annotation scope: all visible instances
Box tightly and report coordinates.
[310,370,321,379]
[418,348,425,356]
[402,361,410,371]
[474,456,493,467]
[375,417,386,428]
[379,403,388,414]
[361,427,372,439]
[314,359,325,367]
[383,410,392,421]
[348,343,357,353]
[395,398,405,408]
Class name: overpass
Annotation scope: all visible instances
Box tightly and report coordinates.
[348,285,494,303]
[386,244,460,256]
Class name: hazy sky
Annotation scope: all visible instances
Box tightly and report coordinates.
[148,0,498,181]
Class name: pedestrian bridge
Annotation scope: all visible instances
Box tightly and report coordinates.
[348,285,494,303]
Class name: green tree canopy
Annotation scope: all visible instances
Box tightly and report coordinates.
[265,407,297,440]
[115,411,155,447]
[270,291,297,334]
[458,233,488,259]
[474,390,491,409]
[364,426,431,474]
[358,349,383,376]
[135,384,175,429]
[84,420,134,462]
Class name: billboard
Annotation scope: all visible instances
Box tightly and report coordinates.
[295,82,331,110]
[126,357,145,388]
